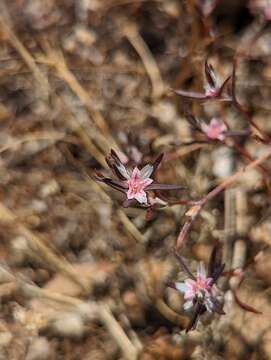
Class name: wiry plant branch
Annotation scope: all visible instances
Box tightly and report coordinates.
[176,146,271,250]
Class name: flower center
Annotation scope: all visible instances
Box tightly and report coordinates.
[206,88,217,97]
[208,125,222,138]
[131,182,141,193]
[193,277,211,297]
[127,178,145,195]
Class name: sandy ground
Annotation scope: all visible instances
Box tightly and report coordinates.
[0,0,270,359]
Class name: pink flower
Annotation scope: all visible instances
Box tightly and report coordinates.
[170,246,260,332]
[201,118,227,141]
[249,1,271,21]
[168,246,226,331]
[204,85,218,98]
[126,167,153,204]
[263,5,271,20]
[175,262,214,311]
[95,150,183,208]
[174,60,231,102]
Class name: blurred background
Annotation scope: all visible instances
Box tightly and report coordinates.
[0,0,270,359]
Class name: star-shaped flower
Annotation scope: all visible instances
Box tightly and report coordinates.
[185,114,250,142]
[168,245,225,332]
[126,167,153,204]
[201,118,227,141]
[169,245,263,331]
[175,261,220,313]
[174,60,231,101]
[95,149,183,208]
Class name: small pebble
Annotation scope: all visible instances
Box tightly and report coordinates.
[0,331,12,348]
[40,180,60,198]
[212,146,234,178]
[49,313,85,339]
[10,236,29,265]
[26,337,52,360]
[29,199,48,214]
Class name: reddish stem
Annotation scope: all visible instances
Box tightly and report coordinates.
[231,58,269,142]
[231,142,269,175]
[176,146,271,250]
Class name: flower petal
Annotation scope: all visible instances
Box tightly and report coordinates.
[218,134,226,141]
[151,153,164,175]
[127,188,135,199]
[131,167,141,180]
[217,75,231,96]
[201,122,209,134]
[183,300,193,311]
[185,279,196,288]
[205,60,217,89]
[209,118,220,127]
[184,291,195,300]
[175,282,189,293]
[206,278,213,286]
[204,296,215,312]
[197,262,206,278]
[142,178,153,187]
[115,163,131,179]
[140,164,153,179]
[107,149,131,180]
[134,191,148,204]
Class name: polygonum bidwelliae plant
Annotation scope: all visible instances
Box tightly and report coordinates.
[175,60,231,101]
[95,149,183,208]
[168,245,225,332]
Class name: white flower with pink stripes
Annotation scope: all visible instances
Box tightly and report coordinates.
[168,247,226,331]
[126,167,153,204]
[95,149,183,207]
[175,262,214,311]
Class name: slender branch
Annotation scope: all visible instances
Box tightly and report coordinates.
[230,142,269,176]
[176,145,271,250]
[231,58,269,141]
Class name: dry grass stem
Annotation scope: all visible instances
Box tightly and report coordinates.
[98,303,139,360]
[0,203,88,292]
[0,1,49,97]
[122,21,164,99]
[40,42,119,153]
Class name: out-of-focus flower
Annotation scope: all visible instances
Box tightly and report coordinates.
[263,5,271,20]
[185,114,250,142]
[248,0,271,21]
[201,118,227,141]
[95,149,183,208]
[175,261,222,313]
[168,245,225,332]
[196,0,219,17]
[174,60,231,101]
